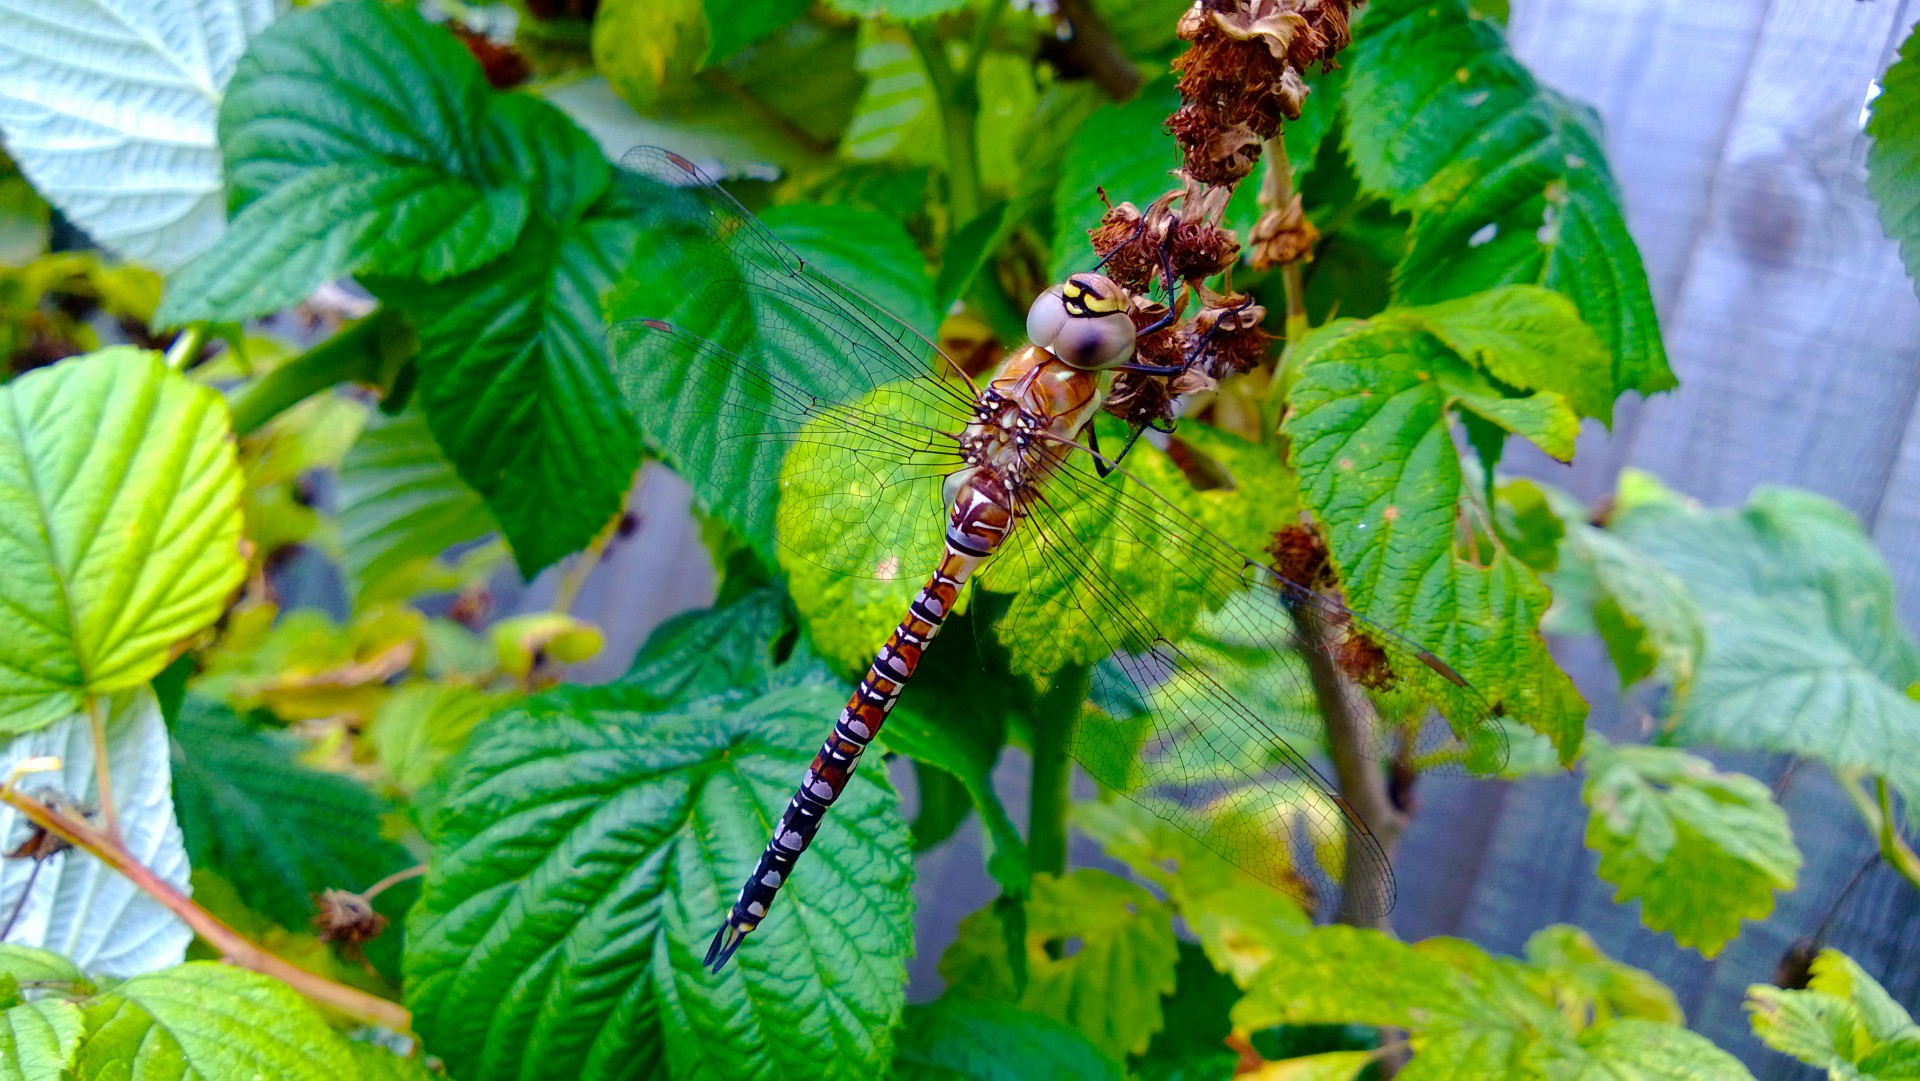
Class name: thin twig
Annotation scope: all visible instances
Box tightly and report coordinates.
[0,785,410,1031]
[84,697,118,842]
[361,863,428,903]
[1050,0,1143,101]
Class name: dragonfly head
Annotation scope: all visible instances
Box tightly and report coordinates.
[1026,273,1136,371]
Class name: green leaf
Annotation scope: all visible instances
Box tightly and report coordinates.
[883,690,1027,895]
[0,0,277,271]
[159,0,531,325]
[1868,26,1920,291]
[335,407,498,604]
[0,348,245,733]
[938,202,1012,309]
[77,963,357,1081]
[0,998,82,1081]
[703,0,812,66]
[894,998,1124,1081]
[406,677,913,1081]
[171,697,418,958]
[1607,485,1920,804]
[0,690,191,977]
[619,587,795,706]
[346,1042,441,1081]
[1747,948,1920,1080]
[1050,77,1182,281]
[1387,286,1615,424]
[1581,736,1800,956]
[1549,1018,1756,1081]
[1284,326,1586,758]
[940,870,1178,1059]
[842,27,941,166]
[1345,0,1670,397]
[1522,925,1681,1025]
[594,0,707,113]
[375,145,642,577]
[609,197,939,570]
[826,0,975,20]
[369,681,510,794]
[1563,523,1704,693]
[0,948,90,996]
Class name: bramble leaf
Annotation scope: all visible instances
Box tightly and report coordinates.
[893,998,1124,1081]
[1346,0,1670,397]
[76,963,357,1081]
[159,0,531,324]
[406,677,913,1081]
[1748,950,1920,1080]
[1050,78,1182,282]
[1284,323,1586,758]
[0,349,244,733]
[1606,483,1920,804]
[0,0,279,271]
[703,0,812,66]
[826,0,974,20]
[1523,925,1681,1026]
[335,408,497,605]
[171,697,418,971]
[0,997,81,1081]
[1581,736,1799,956]
[1868,25,1920,291]
[594,0,706,113]
[0,692,189,976]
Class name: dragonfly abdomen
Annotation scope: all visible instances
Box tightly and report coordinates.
[704,543,986,973]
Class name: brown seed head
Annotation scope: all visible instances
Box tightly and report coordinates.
[313,889,389,959]
[1088,200,1157,294]
[1333,631,1397,690]
[1191,297,1271,375]
[1267,523,1331,587]
[1249,193,1321,269]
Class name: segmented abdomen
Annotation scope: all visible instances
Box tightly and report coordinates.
[703,545,983,972]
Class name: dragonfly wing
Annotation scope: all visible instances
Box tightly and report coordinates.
[609,150,978,579]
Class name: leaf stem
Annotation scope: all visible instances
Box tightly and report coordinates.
[1842,771,1920,890]
[0,785,410,1032]
[228,308,414,436]
[84,697,119,842]
[1027,664,1089,880]
[1259,137,1310,339]
[163,324,207,372]
[360,863,428,902]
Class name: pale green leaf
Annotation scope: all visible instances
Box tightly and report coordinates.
[368,681,509,794]
[0,947,89,996]
[1284,326,1586,758]
[893,999,1124,1081]
[594,0,707,113]
[159,1,531,324]
[0,690,191,977]
[0,0,281,271]
[1548,1018,1756,1081]
[1523,925,1681,1026]
[0,998,82,1081]
[346,1042,441,1081]
[1387,285,1614,424]
[1582,737,1799,956]
[1345,0,1670,396]
[0,348,244,733]
[842,26,941,165]
[1562,523,1705,693]
[1868,26,1920,291]
[77,963,357,1081]
[406,677,913,1081]
[335,408,497,604]
[171,697,417,967]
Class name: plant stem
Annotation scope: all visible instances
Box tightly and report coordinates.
[911,25,982,225]
[228,308,414,436]
[1259,137,1310,339]
[361,863,429,902]
[83,697,119,841]
[1842,771,1920,890]
[0,786,410,1032]
[164,325,207,372]
[1051,0,1142,101]
[1027,664,1089,880]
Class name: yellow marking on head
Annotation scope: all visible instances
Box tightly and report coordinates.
[1061,273,1127,316]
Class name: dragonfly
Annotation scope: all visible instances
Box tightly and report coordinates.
[610,149,1507,974]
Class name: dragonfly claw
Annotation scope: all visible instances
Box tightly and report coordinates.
[704,919,749,973]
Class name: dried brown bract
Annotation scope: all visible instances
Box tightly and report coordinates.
[1190,295,1271,375]
[1088,199,1156,294]
[1170,0,1352,183]
[313,889,390,959]
[1267,523,1331,588]
[1249,193,1321,269]
[1333,630,1397,691]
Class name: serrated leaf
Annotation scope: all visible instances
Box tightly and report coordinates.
[594,0,707,113]
[0,947,89,997]
[406,677,913,1081]
[77,963,357,1081]
[369,682,509,794]
[1747,948,1920,1080]
[0,348,244,734]
[1284,325,1586,758]
[702,0,811,66]
[1868,26,1920,291]
[894,998,1124,1081]
[1050,77,1182,281]
[0,998,82,1081]
[1581,736,1799,956]
[618,587,794,706]
[609,197,939,570]
[1345,0,1669,397]
[1523,925,1681,1026]
[1548,1018,1756,1081]
[1563,523,1705,693]
[159,0,532,325]
[940,870,1178,1059]
[0,690,191,977]
[1386,285,1614,424]
[374,134,642,576]
[0,0,281,271]
[335,408,497,605]
[1607,486,1920,805]
[170,697,417,967]
[842,27,941,165]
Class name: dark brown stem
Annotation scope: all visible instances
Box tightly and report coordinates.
[1050,0,1142,101]
[0,786,410,1031]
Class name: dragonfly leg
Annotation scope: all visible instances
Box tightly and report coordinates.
[1094,421,1157,476]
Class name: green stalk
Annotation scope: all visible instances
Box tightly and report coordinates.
[1027,663,1090,879]
[229,308,414,435]
[910,25,982,225]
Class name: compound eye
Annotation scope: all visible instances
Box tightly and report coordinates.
[1025,288,1069,348]
[1053,311,1137,370]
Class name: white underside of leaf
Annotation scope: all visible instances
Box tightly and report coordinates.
[0,0,284,270]
[0,688,191,977]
